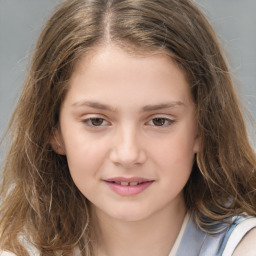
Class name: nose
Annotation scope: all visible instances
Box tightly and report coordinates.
[109,125,147,168]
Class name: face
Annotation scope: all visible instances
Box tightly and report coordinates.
[55,45,200,222]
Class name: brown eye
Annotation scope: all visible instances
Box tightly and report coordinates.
[152,118,167,126]
[90,118,104,126]
[83,117,110,128]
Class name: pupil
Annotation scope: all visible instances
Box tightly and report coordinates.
[153,118,165,126]
[91,118,103,126]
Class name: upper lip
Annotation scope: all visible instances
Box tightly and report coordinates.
[104,177,153,183]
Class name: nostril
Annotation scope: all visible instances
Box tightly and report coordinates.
[109,132,147,167]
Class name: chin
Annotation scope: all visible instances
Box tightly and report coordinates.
[107,206,152,222]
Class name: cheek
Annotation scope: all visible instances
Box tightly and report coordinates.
[63,133,109,181]
[158,138,195,193]
[150,130,196,189]
[64,143,105,197]
[153,133,196,165]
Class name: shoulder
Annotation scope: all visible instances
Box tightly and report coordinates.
[232,227,256,256]
[222,216,256,256]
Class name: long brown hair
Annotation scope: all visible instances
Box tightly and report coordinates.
[1,0,256,255]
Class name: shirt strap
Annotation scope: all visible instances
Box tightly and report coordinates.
[168,212,190,256]
[221,217,256,256]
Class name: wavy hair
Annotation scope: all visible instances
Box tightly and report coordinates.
[1,0,256,255]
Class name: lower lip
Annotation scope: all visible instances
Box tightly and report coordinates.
[104,181,154,196]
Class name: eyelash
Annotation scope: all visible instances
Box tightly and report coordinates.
[82,118,110,128]
[82,117,174,128]
[146,117,174,127]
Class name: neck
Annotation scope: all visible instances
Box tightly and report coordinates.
[91,196,187,256]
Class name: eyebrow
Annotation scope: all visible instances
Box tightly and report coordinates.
[72,101,115,111]
[72,100,184,112]
[142,102,184,111]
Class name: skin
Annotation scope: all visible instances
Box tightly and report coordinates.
[54,44,200,255]
[233,228,256,256]
[52,44,256,255]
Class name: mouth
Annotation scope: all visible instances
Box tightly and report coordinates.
[108,181,146,186]
[103,177,154,196]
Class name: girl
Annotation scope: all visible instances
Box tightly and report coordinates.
[1,0,256,255]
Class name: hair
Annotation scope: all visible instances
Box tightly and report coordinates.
[1,0,256,255]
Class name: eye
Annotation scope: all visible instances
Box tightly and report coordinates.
[147,117,174,127]
[83,118,110,127]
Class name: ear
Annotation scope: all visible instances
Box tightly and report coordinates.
[193,134,201,153]
[51,128,66,155]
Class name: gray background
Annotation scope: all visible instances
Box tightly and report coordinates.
[0,0,256,159]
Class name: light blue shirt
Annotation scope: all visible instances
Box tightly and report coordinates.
[176,215,248,256]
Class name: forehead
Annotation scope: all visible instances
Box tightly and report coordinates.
[66,44,193,108]
[73,43,182,76]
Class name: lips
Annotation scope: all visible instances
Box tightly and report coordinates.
[110,181,143,186]
[104,177,154,196]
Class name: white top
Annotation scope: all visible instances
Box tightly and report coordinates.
[168,212,190,256]
[1,214,256,256]
[0,252,16,256]
[0,213,191,256]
